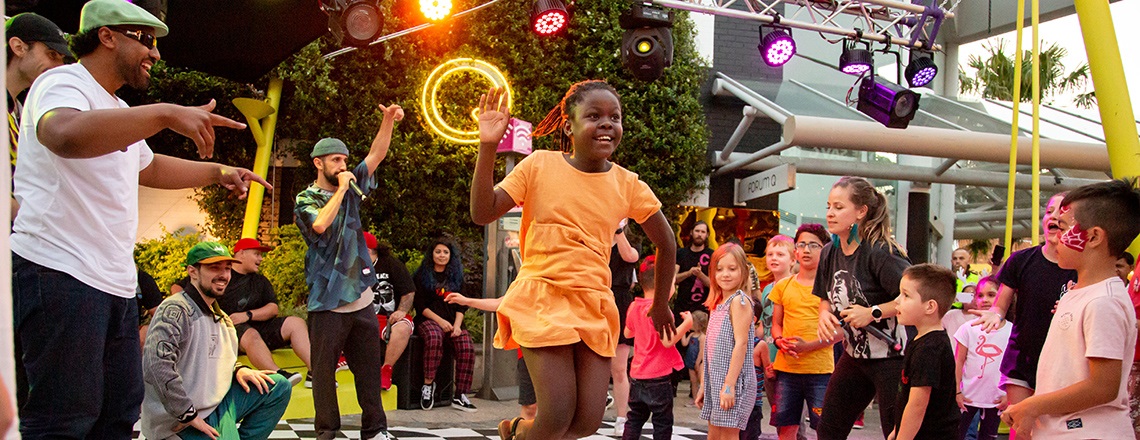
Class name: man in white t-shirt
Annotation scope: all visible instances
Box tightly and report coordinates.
[10,1,268,438]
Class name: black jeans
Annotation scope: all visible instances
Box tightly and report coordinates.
[816,353,904,440]
[623,376,675,440]
[12,253,143,439]
[309,307,387,440]
[959,406,1000,440]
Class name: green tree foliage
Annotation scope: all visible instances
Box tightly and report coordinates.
[259,224,312,314]
[958,41,1096,109]
[134,230,202,293]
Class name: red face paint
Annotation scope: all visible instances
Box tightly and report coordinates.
[1058,204,1071,216]
[1060,222,1090,252]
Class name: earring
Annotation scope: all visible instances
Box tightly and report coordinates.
[848,223,859,245]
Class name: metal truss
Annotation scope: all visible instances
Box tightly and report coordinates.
[650,0,958,51]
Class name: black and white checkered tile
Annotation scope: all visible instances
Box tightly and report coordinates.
[134,420,708,439]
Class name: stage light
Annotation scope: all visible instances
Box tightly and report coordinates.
[421,0,453,21]
[839,39,873,76]
[758,25,795,67]
[857,76,921,129]
[322,0,384,47]
[620,3,674,82]
[905,51,938,87]
[530,0,569,36]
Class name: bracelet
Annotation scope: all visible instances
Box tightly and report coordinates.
[956,391,963,395]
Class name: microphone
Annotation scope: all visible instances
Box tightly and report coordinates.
[348,180,366,200]
[863,324,903,354]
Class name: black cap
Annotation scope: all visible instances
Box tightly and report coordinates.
[5,13,74,60]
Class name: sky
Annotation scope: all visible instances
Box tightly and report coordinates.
[956,0,1140,115]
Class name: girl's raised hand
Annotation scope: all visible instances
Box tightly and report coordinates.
[478,87,511,145]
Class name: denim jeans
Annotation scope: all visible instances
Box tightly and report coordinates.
[177,374,292,440]
[773,372,830,428]
[12,253,143,439]
[623,376,675,440]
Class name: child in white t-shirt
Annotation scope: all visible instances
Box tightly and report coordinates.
[954,275,1010,440]
[1001,179,1140,439]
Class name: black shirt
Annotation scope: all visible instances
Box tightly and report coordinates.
[609,244,639,294]
[895,330,959,440]
[137,269,164,324]
[996,245,1076,351]
[413,270,469,323]
[812,241,911,359]
[674,246,714,314]
[370,253,415,315]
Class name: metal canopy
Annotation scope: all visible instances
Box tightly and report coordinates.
[709,69,1112,240]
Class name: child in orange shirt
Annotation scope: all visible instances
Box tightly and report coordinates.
[471,83,678,440]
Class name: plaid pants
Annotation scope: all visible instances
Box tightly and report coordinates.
[417,319,475,394]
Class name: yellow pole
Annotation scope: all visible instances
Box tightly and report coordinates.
[1030,0,1041,246]
[1072,0,1140,255]
[237,78,284,239]
[1003,0,1026,254]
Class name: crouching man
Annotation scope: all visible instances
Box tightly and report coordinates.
[141,242,292,440]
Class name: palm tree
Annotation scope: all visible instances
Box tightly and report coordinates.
[959,40,1096,109]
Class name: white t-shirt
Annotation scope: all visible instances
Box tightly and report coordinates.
[1034,277,1136,438]
[12,64,154,298]
[953,319,1010,408]
[941,309,971,346]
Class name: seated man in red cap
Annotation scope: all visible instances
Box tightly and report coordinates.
[363,231,416,390]
[174,238,311,386]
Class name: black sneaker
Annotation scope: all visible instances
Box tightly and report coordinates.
[421,383,436,410]
[452,393,477,412]
[305,373,337,389]
[277,369,303,386]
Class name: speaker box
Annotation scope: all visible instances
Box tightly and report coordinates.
[391,333,455,410]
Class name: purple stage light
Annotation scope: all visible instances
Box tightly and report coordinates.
[759,26,796,67]
[905,54,939,87]
[839,40,873,76]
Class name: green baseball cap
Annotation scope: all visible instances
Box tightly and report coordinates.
[79,0,169,38]
[310,138,350,158]
[186,241,241,266]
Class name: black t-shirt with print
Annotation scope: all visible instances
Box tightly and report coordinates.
[675,247,714,314]
[177,270,277,315]
[413,270,470,324]
[895,330,959,440]
[369,253,415,316]
[812,241,911,359]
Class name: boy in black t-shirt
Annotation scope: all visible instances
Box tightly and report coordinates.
[889,264,959,440]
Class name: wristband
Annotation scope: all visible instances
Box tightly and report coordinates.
[246,311,254,321]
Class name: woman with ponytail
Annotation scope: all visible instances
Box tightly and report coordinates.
[470,83,679,440]
[811,176,912,439]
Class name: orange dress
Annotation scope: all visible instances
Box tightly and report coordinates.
[494,150,662,357]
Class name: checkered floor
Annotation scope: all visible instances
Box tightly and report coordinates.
[134,419,708,439]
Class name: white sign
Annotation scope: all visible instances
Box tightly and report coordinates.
[735,164,796,204]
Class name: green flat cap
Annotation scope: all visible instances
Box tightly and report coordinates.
[80,0,169,38]
[186,241,241,266]
[311,138,350,158]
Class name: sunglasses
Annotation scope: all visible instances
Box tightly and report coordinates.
[112,28,158,50]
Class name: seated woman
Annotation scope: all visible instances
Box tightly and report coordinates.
[413,237,478,412]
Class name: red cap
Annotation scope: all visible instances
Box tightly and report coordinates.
[233,238,273,254]
[363,232,378,250]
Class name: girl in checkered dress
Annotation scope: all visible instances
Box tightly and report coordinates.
[697,243,757,439]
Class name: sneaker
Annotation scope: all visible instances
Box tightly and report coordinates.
[336,357,349,372]
[421,383,436,410]
[380,365,393,391]
[277,369,303,386]
[605,393,614,409]
[613,417,626,436]
[365,430,395,440]
[452,393,477,412]
[852,413,865,430]
[304,373,338,389]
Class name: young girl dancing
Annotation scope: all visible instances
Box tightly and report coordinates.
[471,83,678,440]
[696,243,757,439]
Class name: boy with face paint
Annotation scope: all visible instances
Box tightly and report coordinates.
[1001,178,1140,439]
[970,192,1077,435]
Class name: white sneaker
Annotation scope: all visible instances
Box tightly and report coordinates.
[613,417,626,436]
[365,430,395,440]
